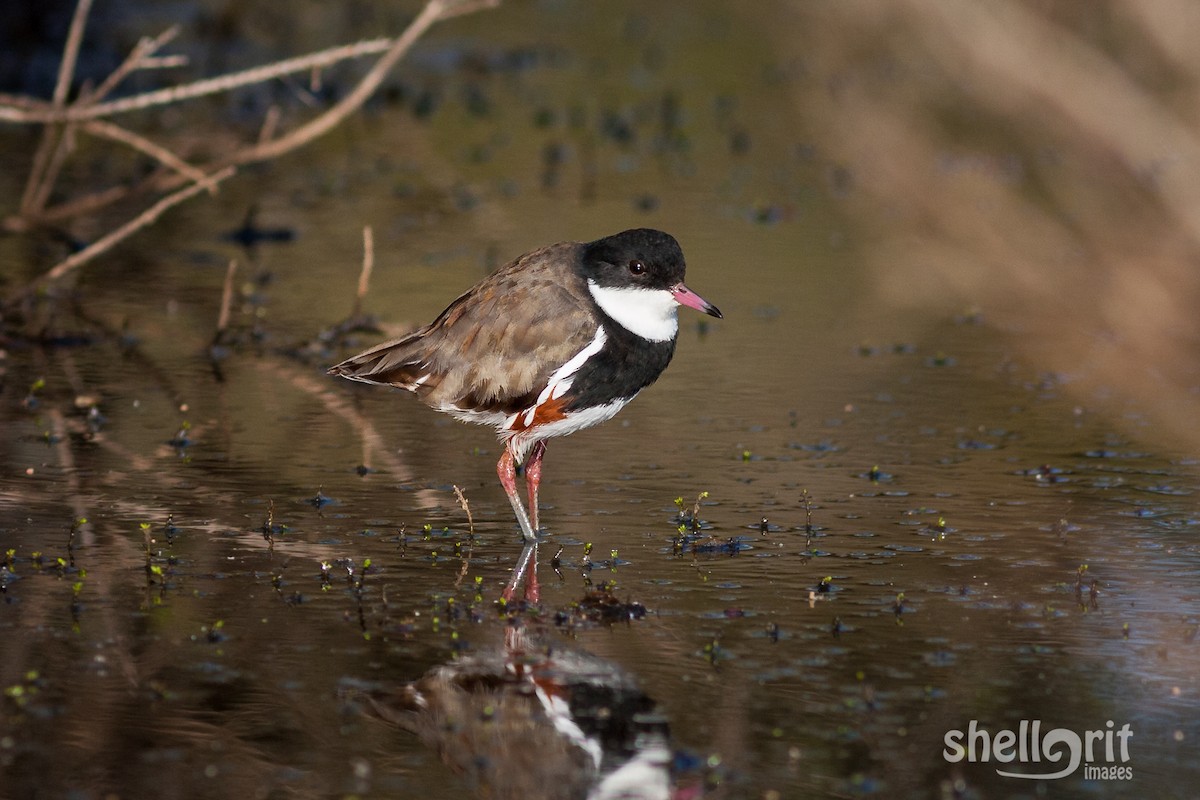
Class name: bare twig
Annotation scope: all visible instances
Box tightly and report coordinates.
[18,128,64,214]
[0,0,501,126]
[83,119,210,185]
[90,26,184,104]
[439,0,502,20]
[453,485,475,536]
[139,55,189,71]
[26,26,191,215]
[8,184,133,231]
[2,0,500,301]
[353,225,375,318]
[19,0,93,214]
[225,0,456,166]
[52,0,93,107]
[453,484,475,587]
[258,105,282,143]
[33,166,236,290]
[0,93,45,110]
[28,122,79,214]
[0,37,395,124]
[215,259,239,337]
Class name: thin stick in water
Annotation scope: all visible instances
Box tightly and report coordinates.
[216,259,238,337]
[354,225,375,318]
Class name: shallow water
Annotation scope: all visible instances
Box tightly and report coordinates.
[2,2,1199,799]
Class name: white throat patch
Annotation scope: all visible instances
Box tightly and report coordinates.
[586,279,679,342]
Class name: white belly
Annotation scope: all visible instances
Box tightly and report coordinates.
[504,397,633,463]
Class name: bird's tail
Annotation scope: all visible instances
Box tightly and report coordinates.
[328,333,432,392]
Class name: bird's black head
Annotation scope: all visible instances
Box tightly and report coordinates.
[579,228,687,291]
[577,229,721,340]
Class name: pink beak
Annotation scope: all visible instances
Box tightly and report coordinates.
[670,283,723,319]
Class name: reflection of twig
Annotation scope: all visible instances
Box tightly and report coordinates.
[47,406,91,546]
[254,357,444,513]
[801,488,814,551]
[65,305,190,411]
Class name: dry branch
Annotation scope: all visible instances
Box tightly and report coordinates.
[83,119,209,185]
[220,0,469,167]
[1,0,500,306]
[0,37,395,125]
[19,0,93,215]
[354,225,375,319]
[89,26,185,104]
[32,166,236,290]
[25,123,77,215]
[52,0,93,107]
[215,259,239,338]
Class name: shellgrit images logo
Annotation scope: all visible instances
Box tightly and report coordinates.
[943,720,1133,780]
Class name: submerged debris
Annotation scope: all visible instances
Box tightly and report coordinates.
[555,584,648,627]
[308,487,334,509]
[670,532,749,556]
[222,206,297,248]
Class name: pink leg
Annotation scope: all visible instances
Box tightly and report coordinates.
[497,448,537,542]
[525,441,547,533]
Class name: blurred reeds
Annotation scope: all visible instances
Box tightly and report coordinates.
[763,1,1200,450]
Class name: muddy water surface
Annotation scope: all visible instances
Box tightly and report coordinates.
[2,2,1198,799]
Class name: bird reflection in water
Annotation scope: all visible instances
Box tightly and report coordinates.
[356,541,711,800]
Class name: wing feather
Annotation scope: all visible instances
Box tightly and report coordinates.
[329,242,599,415]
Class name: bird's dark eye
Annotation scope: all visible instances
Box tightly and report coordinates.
[628,259,646,276]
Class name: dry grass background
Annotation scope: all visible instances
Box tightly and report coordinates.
[759,1,1200,452]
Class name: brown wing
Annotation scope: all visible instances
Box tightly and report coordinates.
[328,242,599,415]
